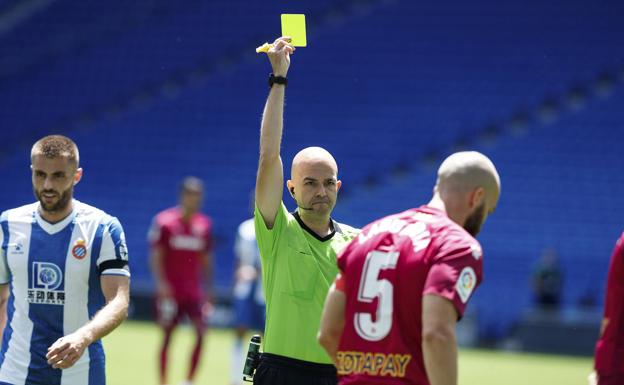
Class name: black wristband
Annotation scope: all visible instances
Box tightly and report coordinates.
[269,73,288,87]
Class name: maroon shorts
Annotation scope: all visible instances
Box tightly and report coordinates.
[156,296,205,328]
[598,372,624,385]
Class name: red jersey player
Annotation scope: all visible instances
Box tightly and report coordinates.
[318,151,501,385]
[592,232,624,385]
[148,177,213,385]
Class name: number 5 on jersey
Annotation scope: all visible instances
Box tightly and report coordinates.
[355,250,399,341]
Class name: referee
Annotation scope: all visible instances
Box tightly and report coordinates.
[253,36,359,385]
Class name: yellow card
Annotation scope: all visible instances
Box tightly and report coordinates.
[281,14,307,47]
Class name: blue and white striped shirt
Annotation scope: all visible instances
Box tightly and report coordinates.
[0,200,130,385]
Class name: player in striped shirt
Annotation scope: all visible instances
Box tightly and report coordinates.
[0,135,130,385]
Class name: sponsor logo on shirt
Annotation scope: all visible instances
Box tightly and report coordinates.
[455,266,476,304]
[336,351,411,378]
[7,243,24,255]
[170,235,204,251]
[28,262,65,305]
[71,239,87,260]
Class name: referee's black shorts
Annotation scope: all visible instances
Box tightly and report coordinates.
[253,352,337,385]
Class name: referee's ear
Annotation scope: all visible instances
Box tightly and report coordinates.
[73,167,83,186]
[286,180,296,199]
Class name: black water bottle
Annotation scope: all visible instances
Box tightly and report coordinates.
[242,334,261,382]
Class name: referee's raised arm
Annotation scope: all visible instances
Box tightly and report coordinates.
[255,37,295,229]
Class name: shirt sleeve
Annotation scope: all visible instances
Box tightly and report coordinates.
[147,215,169,249]
[423,235,483,318]
[234,228,246,262]
[98,217,131,277]
[235,226,258,267]
[253,202,288,260]
[334,273,346,292]
[0,216,8,284]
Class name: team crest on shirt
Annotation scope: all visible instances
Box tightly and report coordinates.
[455,266,476,304]
[28,262,65,305]
[71,238,88,260]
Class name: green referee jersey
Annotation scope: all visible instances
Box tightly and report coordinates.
[254,202,359,364]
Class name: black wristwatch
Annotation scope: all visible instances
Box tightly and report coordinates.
[268,73,288,87]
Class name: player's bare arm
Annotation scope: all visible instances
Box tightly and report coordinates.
[422,294,458,385]
[0,284,8,343]
[150,245,171,298]
[318,281,346,365]
[255,36,295,228]
[46,275,130,369]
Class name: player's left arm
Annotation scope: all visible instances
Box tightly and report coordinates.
[47,217,130,369]
[46,275,129,369]
[422,294,458,385]
[318,276,346,366]
[421,236,482,385]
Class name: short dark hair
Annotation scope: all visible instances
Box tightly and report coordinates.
[31,135,80,167]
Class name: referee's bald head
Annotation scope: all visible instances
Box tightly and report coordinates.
[291,147,338,180]
[287,147,341,217]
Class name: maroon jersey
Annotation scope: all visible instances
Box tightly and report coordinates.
[149,207,212,300]
[336,206,483,385]
[594,232,624,377]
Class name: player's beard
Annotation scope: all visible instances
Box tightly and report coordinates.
[464,202,486,237]
[34,186,73,214]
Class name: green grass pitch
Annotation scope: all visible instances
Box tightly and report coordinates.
[104,321,593,385]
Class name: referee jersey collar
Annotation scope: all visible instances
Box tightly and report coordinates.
[292,210,342,242]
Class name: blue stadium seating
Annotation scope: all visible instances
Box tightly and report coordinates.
[336,89,624,339]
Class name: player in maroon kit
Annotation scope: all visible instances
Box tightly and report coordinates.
[318,151,500,385]
[591,232,624,385]
[148,176,213,385]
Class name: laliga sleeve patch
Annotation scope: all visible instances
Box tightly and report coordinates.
[455,266,476,304]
